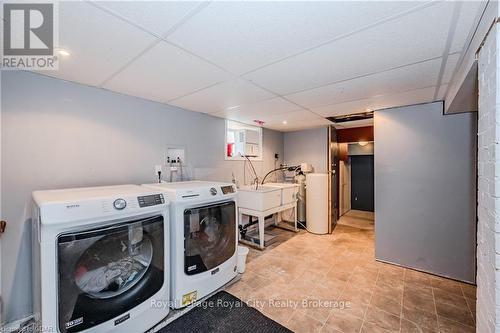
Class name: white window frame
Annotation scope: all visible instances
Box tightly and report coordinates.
[225,120,263,161]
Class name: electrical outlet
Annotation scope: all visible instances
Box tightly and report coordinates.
[155,165,162,174]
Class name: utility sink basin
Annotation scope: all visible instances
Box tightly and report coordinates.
[263,183,299,205]
[238,186,282,211]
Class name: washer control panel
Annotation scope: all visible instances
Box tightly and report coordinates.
[138,194,165,208]
[113,198,127,210]
[221,185,235,194]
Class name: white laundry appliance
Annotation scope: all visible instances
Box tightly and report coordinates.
[32,185,169,333]
[142,181,238,309]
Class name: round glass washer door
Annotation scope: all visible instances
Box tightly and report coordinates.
[74,232,153,299]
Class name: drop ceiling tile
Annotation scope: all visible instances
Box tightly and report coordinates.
[311,85,441,117]
[450,1,486,54]
[311,99,380,118]
[441,53,461,84]
[214,97,303,122]
[91,1,202,37]
[266,117,331,132]
[437,84,449,100]
[167,1,423,74]
[40,1,156,86]
[245,1,453,95]
[264,110,323,124]
[286,58,442,109]
[379,85,437,106]
[103,41,231,103]
[168,78,275,114]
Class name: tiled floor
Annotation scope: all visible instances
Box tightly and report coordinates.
[227,211,476,333]
[337,210,375,230]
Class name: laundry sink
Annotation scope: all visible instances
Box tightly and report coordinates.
[263,183,299,205]
[238,186,282,211]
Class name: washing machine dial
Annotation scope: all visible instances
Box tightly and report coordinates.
[113,198,127,210]
[210,187,217,196]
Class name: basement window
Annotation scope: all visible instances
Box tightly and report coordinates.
[225,120,262,161]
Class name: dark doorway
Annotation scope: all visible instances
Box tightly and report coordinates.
[351,155,374,211]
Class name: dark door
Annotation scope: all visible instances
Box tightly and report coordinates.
[351,155,374,211]
[328,126,339,232]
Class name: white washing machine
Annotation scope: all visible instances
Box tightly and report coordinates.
[32,185,169,333]
[142,181,238,309]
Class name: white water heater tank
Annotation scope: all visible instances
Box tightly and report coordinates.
[306,173,329,234]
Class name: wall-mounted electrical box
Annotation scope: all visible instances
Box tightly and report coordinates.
[166,146,186,164]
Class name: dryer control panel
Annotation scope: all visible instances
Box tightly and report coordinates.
[221,185,235,194]
[138,194,165,207]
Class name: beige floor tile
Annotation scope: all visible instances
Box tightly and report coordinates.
[331,301,369,320]
[326,268,353,282]
[261,301,295,326]
[322,310,364,333]
[373,284,404,303]
[401,304,439,331]
[403,289,436,314]
[377,274,405,290]
[370,293,402,317]
[285,310,324,333]
[241,272,272,291]
[433,289,468,308]
[347,273,377,291]
[460,283,477,299]
[435,301,475,327]
[404,281,434,297]
[341,285,373,305]
[438,316,475,333]
[465,297,476,316]
[360,321,393,333]
[225,280,254,302]
[400,318,438,333]
[430,278,463,295]
[365,306,401,332]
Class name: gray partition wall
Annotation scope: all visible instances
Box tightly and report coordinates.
[374,101,477,283]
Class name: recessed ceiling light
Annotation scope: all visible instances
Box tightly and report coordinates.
[282,120,288,125]
[226,105,240,110]
[56,48,71,57]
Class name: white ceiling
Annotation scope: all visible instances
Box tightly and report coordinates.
[38,0,486,132]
